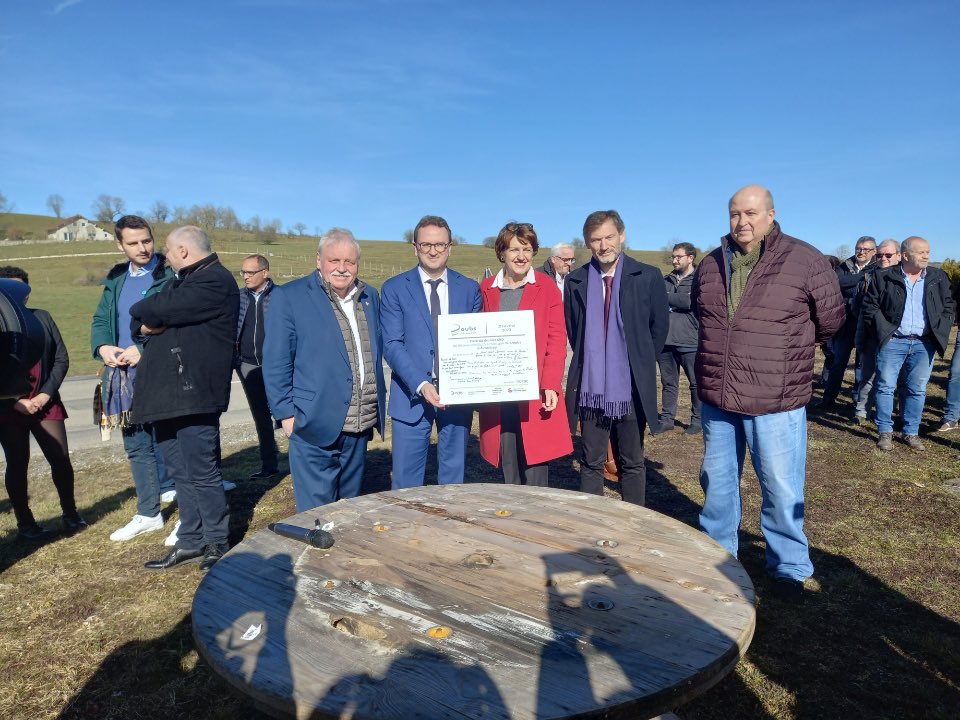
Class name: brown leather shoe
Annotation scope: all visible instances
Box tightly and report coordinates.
[877,432,893,451]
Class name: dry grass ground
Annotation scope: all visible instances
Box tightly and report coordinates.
[2,356,958,720]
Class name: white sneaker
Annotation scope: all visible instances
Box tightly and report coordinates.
[160,490,177,503]
[163,519,181,547]
[110,514,164,542]
[222,480,237,491]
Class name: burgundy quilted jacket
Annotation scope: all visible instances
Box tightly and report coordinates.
[692,223,845,416]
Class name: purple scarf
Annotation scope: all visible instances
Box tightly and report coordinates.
[578,258,632,419]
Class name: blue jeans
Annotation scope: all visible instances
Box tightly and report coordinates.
[874,337,935,435]
[943,335,960,423]
[699,402,813,581]
[122,423,166,517]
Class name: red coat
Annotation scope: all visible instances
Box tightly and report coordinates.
[478,271,573,467]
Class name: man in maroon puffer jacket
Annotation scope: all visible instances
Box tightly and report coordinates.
[692,184,844,602]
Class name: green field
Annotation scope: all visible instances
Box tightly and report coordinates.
[0,215,673,376]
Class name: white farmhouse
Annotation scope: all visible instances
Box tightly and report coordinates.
[47,215,113,242]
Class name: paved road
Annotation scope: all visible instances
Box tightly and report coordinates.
[44,374,257,453]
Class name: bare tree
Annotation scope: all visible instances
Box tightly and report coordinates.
[46,194,65,218]
[92,194,126,223]
[0,191,13,214]
[451,234,464,245]
[149,200,170,224]
[835,244,851,260]
[482,236,497,248]
[403,229,415,244]
[571,236,585,249]
[291,222,307,236]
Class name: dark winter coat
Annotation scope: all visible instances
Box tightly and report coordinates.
[663,271,699,348]
[129,253,240,423]
[564,253,670,431]
[692,223,845,416]
[856,265,954,356]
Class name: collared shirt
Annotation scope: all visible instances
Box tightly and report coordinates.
[418,266,449,315]
[128,254,158,278]
[336,284,365,388]
[491,266,536,289]
[896,266,928,337]
[554,271,565,297]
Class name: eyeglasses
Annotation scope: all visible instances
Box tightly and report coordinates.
[241,268,266,276]
[416,242,450,252]
[554,256,576,264]
[876,252,897,259]
[671,254,691,260]
[855,247,876,254]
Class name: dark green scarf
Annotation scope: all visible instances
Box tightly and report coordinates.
[728,240,763,321]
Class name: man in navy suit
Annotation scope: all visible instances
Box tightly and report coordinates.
[380,215,482,488]
[263,228,386,510]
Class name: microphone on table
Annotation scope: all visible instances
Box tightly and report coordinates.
[268,518,335,549]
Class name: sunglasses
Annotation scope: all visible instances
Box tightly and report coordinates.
[876,253,897,259]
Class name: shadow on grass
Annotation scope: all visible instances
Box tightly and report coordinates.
[220,445,289,545]
[56,614,271,720]
[644,461,960,719]
[0,486,135,574]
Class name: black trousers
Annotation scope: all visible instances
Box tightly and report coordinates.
[579,403,646,505]
[154,413,229,550]
[499,403,549,486]
[0,419,77,528]
[237,362,279,472]
[656,347,701,424]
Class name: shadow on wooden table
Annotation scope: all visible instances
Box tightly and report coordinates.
[644,461,960,719]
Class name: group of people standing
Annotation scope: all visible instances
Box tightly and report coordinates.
[4,182,953,602]
[815,234,957,451]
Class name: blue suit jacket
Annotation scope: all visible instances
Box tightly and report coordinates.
[380,266,482,422]
[263,273,386,447]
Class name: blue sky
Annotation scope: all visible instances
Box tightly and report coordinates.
[2,0,958,259]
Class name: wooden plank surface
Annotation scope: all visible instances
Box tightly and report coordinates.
[192,485,756,720]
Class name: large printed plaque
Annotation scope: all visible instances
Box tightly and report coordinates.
[437,310,539,405]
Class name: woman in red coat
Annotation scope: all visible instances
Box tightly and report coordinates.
[479,222,572,485]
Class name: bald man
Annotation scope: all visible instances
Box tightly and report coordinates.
[859,236,954,451]
[130,226,240,573]
[692,185,844,602]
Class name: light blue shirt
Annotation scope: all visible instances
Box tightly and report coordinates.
[895,266,927,337]
[128,254,158,278]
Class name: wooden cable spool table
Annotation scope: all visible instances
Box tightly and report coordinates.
[193,484,755,719]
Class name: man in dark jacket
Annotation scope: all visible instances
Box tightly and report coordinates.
[540,242,576,299]
[236,254,279,480]
[131,226,240,572]
[692,185,844,601]
[655,242,701,435]
[817,236,876,411]
[859,236,954,452]
[91,215,176,543]
[564,210,669,505]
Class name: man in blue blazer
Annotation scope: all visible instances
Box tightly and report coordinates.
[380,215,482,488]
[263,228,386,510]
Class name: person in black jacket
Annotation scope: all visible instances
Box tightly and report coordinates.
[816,236,876,411]
[235,254,279,480]
[859,236,954,451]
[130,227,240,571]
[655,242,701,435]
[564,210,669,506]
[0,268,86,539]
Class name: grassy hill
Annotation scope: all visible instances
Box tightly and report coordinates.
[0,215,674,376]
